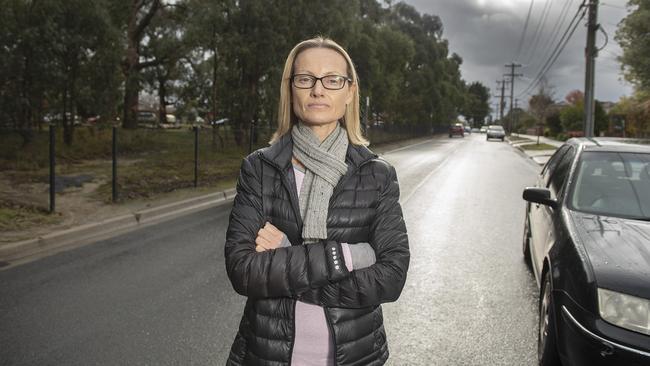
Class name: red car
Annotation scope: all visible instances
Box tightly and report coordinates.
[449,123,465,138]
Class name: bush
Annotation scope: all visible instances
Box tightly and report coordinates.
[555,133,569,141]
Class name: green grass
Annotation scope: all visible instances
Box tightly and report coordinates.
[508,136,532,142]
[520,143,557,151]
[0,202,62,234]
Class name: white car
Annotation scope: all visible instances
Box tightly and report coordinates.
[486,125,505,141]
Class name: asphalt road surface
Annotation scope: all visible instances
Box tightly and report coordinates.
[0,133,543,365]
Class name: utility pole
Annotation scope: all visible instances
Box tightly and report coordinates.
[497,79,508,122]
[514,99,520,135]
[505,63,523,134]
[584,0,599,137]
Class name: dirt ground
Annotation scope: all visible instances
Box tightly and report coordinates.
[0,135,435,244]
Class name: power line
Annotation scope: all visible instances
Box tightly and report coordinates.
[514,0,536,61]
[517,2,588,98]
[533,0,575,71]
[525,0,555,64]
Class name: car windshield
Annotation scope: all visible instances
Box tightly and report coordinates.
[489,126,504,131]
[569,151,650,220]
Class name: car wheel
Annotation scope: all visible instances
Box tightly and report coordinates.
[522,209,532,269]
[539,271,561,366]
[449,134,452,138]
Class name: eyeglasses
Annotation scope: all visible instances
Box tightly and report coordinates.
[291,74,352,90]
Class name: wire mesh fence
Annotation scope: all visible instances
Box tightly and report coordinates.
[1,121,426,221]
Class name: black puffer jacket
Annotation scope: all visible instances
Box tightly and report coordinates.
[225,133,410,365]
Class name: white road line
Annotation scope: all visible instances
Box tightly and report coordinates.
[379,137,442,155]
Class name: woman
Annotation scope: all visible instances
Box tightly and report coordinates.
[225,37,410,366]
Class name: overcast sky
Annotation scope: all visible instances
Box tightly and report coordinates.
[403,0,633,113]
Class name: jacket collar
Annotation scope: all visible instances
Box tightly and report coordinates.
[260,132,378,170]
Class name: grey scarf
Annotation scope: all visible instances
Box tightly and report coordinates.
[291,121,349,243]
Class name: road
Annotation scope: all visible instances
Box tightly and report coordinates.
[0,133,542,365]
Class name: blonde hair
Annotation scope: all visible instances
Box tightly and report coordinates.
[269,37,368,146]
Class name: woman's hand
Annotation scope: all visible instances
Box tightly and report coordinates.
[255,222,286,252]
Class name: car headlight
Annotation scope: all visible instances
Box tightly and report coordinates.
[598,288,650,335]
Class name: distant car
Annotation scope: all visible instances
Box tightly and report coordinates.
[164,114,181,128]
[464,125,471,134]
[84,115,101,126]
[211,117,229,126]
[471,128,480,133]
[479,126,488,133]
[44,112,81,125]
[137,111,158,128]
[522,138,650,366]
[449,123,464,138]
[486,125,505,141]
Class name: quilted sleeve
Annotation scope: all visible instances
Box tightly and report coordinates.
[224,153,351,299]
[298,162,410,308]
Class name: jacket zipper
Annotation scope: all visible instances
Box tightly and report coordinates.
[323,309,338,366]
[259,155,304,234]
[320,158,374,366]
[259,154,376,366]
[287,299,297,365]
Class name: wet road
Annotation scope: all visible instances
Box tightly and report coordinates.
[383,134,541,365]
[0,133,542,365]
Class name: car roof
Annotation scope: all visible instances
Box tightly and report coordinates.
[566,137,650,154]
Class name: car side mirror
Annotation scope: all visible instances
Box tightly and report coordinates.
[522,187,558,209]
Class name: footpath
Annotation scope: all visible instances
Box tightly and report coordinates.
[0,135,439,269]
[507,133,561,166]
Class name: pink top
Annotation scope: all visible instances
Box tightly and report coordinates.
[291,165,353,366]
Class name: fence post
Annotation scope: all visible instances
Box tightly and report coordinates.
[49,124,56,213]
[194,126,199,188]
[112,126,118,202]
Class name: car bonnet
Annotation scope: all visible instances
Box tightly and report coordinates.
[569,211,650,300]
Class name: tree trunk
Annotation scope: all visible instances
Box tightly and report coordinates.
[158,72,166,125]
[62,81,74,146]
[121,0,161,129]
[210,38,224,150]
[122,43,139,129]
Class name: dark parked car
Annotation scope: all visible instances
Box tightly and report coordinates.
[449,123,464,138]
[522,138,650,366]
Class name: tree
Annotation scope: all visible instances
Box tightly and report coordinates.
[141,4,188,126]
[560,99,608,135]
[49,0,119,144]
[559,103,583,131]
[463,81,490,127]
[565,89,584,106]
[0,0,121,145]
[546,111,563,136]
[1,0,474,146]
[528,94,554,124]
[610,93,650,137]
[116,0,164,129]
[615,0,650,93]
